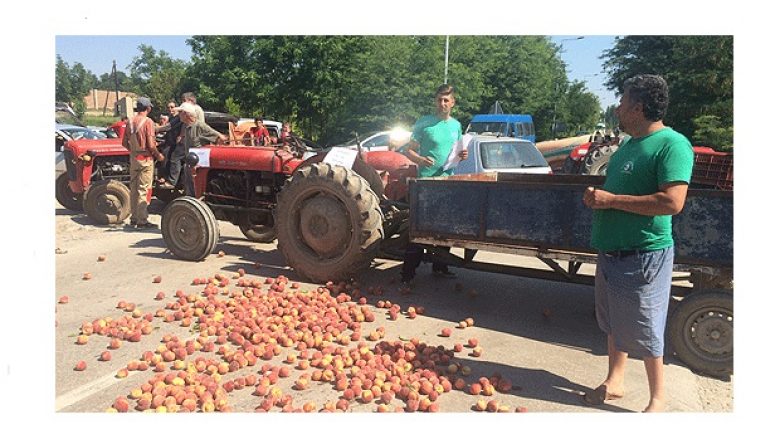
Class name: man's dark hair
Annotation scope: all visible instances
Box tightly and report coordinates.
[622,74,669,122]
[435,83,455,97]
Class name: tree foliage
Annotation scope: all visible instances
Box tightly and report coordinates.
[693,115,733,150]
[601,36,733,143]
[184,36,596,143]
[55,55,97,117]
[127,45,188,115]
[96,70,131,91]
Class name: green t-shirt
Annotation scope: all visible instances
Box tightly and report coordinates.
[411,115,463,178]
[591,127,694,252]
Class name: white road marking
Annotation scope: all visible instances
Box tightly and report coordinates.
[55,371,132,411]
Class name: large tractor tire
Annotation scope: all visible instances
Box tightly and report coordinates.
[82,180,131,224]
[238,211,277,243]
[276,162,384,283]
[668,291,733,378]
[56,173,84,212]
[584,145,618,176]
[161,196,219,261]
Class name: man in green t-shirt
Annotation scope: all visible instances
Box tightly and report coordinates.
[401,84,468,284]
[582,74,693,413]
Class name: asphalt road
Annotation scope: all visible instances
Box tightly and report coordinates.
[53,199,732,415]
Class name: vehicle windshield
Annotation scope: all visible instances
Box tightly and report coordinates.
[479,141,548,169]
[55,110,84,126]
[467,122,507,135]
[61,127,106,140]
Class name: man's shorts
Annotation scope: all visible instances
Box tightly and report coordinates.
[594,247,674,358]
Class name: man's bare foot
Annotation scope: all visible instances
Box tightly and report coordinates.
[642,398,665,413]
[600,380,625,400]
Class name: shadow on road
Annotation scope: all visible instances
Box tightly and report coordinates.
[452,355,634,413]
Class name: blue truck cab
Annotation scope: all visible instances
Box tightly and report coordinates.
[465,114,536,143]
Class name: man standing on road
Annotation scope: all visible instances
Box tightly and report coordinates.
[175,102,227,195]
[122,97,166,229]
[582,74,694,412]
[401,84,468,285]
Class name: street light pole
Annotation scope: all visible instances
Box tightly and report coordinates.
[444,35,449,84]
[550,36,584,138]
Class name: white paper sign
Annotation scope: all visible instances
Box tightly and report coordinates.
[190,147,211,168]
[443,133,472,171]
[323,147,359,169]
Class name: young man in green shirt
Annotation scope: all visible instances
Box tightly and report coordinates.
[582,74,694,412]
[401,84,468,283]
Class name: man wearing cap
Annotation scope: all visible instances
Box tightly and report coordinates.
[167,102,227,194]
[122,97,165,229]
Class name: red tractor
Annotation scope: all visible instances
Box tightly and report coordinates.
[561,135,734,190]
[160,141,418,281]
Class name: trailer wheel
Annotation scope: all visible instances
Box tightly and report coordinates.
[276,162,383,282]
[56,173,84,212]
[161,196,219,261]
[668,291,733,377]
[238,212,276,243]
[82,180,131,224]
[584,145,618,175]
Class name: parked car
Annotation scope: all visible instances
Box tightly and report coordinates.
[55,124,106,179]
[89,126,119,139]
[452,135,552,176]
[333,129,412,152]
[465,114,536,144]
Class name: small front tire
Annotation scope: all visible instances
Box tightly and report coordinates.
[82,180,131,224]
[161,196,220,261]
[56,173,84,212]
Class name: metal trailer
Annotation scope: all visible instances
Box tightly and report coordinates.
[407,173,733,377]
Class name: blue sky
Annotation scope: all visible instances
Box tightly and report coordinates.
[55,35,619,109]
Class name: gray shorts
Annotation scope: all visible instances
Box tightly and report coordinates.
[594,247,674,358]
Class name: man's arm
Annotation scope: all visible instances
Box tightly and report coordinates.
[198,121,227,145]
[583,182,689,216]
[404,140,434,167]
[144,120,165,161]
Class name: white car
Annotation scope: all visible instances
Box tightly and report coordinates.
[55,124,106,178]
[452,135,552,176]
[335,129,412,152]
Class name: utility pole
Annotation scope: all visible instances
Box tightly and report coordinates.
[444,35,449,84]
[113,60,120,116]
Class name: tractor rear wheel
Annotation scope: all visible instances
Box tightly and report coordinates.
[584,145,618,176]
[82,180,131,224]
[276,163,383,282]
[161,196,219,261]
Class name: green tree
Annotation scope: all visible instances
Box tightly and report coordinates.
[55,55,97,117]
[692,115,733,150]
[127,44,188,115]
[184,35,596,142]
[601,36,733,143]
[562,81,601,135]
[97,70,131,91]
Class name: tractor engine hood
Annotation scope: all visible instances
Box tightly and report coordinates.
[195,145,306,175]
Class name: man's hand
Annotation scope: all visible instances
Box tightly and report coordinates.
[458,149,468,161]
[155,151,166,163]
[583,186,614,209]
[217,134,227,144]
[418,156,435,167]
